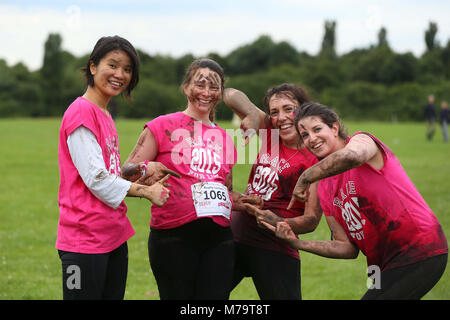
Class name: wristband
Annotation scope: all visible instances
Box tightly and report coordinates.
[141,160,149,178]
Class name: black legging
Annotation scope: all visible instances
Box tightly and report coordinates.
[362,253,448,300]
[148,218,235,300]
[58,242,128,300]
[232,242,301,300]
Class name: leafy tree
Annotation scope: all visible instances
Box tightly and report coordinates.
[380,52,418,84]
[377,27,389,48]
[2,26,450,121]
[304,57,343,92]
[0,60,42,117]
[425,21,439,51]
[420,49,445,83]
[120,78,184,118]
[353,45,394,83]
[175,53,196,84]
[270,41,299,67]
[40,33,64,116]
[226,35,276,74]
[320,20,337,59]
[440,40,450,79]
[138,50,178,85]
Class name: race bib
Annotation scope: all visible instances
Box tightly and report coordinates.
[191,182,232,219]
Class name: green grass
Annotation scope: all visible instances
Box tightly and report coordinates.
[0,118,448,300]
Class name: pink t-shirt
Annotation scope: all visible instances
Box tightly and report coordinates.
[146,112,237,229]
[56,97,135,254]
[319,132,448,271]
[231,126,318,259]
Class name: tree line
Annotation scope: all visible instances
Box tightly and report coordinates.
[1,20,450,121]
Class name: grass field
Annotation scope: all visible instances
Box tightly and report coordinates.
[0,117,449,300]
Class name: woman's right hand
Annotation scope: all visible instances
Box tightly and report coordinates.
[139,161,181,186]
[240,114,260,146]
[287,173,311,209]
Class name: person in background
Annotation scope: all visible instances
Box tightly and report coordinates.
[439,100,449,142]
[223,84,322,300]
[266,101,447,300]
[56,36,170,300]
[424,94,437,141]
[122,58,238,300]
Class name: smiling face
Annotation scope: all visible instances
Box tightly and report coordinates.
[268,93,299,148]
[297,115,341,158]
[183,67,223,116]
[89,49,132,99]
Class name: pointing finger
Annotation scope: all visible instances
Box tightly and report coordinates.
[158,174,171,184]
[287,196,296,210]
[163,168,181,178]
[260,221,276,232]
[243,136,250,147]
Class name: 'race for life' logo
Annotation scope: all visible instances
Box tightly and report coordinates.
[333,181,366,240]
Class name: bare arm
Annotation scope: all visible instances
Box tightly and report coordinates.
[293,216,359,259]
[122,128,180,185]
[263,216,359,259]
[223,88,269,145]
[124,128,158,165]
[288,181,322,234]
[223,88,266,123]
[246,182,321,234]
[303,134,382,183]
[289,134,383,206]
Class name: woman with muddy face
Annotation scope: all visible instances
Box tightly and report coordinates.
[122,58,240,300]
[222,83,322,300]
[56,36,170,300]
[267,101,447,300]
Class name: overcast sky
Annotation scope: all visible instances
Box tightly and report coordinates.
[1,0,450,71]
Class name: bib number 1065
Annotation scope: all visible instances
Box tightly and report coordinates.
[191,182,231,219]
[203,189,227,200]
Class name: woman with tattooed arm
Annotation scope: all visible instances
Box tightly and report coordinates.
[266,101,448,299]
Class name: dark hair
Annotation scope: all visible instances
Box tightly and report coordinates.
[181,58,225,122]
[262,83,310,114]
[294,101,348,140]
[82,35,140,98]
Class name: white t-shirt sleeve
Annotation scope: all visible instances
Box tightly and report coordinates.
[67,126,132,209]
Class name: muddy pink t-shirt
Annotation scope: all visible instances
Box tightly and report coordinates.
[146,112,237,229]
[319,132,448,271]
[231,126,318,259]
[56,97,135,254]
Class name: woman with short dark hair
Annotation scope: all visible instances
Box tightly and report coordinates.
[56,36,170,300]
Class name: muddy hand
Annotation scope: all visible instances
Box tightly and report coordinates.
[140,162,181,186]
[148,174,171,207]
[244,203,280,228]
[240,194,264,209]
[287,176,310,210]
